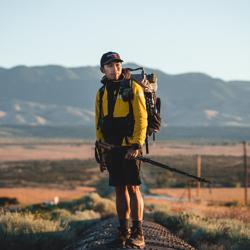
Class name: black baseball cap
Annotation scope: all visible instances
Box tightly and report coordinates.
[100,51,123,67]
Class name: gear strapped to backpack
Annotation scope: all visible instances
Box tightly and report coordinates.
[98,67,161,153]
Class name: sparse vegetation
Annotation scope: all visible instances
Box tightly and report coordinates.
[1,155,249,189]
[0,193,115,250]
[0,159,98,188]
[0,142,250,249]
[142,155,250,188]
[152,204,250,250]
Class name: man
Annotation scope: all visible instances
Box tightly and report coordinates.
[95,51,147,248]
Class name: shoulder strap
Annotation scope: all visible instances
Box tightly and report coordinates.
[120,78,133,110]
[128,81,133,116]
[107,86,120,119]
[120,79,134,144]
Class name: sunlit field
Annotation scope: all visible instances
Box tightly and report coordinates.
[150,187,250,204]
[0,139,249,249]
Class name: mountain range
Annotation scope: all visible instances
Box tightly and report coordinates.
[0,64,250,127]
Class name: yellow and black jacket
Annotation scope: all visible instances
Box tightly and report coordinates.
[95,75,147,148]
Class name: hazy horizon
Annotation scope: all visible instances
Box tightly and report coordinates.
[1,62,249,82]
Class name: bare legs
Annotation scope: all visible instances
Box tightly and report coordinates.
[115,185,144,221]
[127,185,144,221]
[115,185,145,248]
[115,186,130,219]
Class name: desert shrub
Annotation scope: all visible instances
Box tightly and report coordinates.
[0,197,19,206]
[81,193,116,217]
[59,192,116,218]
[0,212,62,235]
[223,201,240,207]
[153,208,250,250]
[0,211,68,250]
[0,194,110,250]
[50,208,100,223]
[25,192,116,219]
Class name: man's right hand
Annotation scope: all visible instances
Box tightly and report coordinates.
[99,163,107,172]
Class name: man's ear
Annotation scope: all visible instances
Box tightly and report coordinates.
[100,67,105,73]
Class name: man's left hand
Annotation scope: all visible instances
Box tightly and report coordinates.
[125,149,139,160]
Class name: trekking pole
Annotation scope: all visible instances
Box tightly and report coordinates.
[136,156,211,184]
[95,141,211,184]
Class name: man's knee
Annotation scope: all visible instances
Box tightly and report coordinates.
[127,185,140,196]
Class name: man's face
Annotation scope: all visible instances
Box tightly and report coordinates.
[102,61,122,80]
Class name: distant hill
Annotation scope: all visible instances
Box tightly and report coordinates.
[0,64,250,127]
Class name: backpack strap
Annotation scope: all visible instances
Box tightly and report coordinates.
[119,79,134,145]
[121,79,133,114]
[145,135,149,154]
[107,85,120,119]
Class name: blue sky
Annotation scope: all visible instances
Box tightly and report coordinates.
[1,0,249,81]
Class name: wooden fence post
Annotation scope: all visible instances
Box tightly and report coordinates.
[243,141,248,205]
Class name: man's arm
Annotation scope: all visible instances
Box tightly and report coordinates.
[125,82,147,159]
[95,90,104,141]
[130,82,147,146]
[95,90,106,171]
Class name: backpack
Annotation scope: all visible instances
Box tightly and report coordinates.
[98,67,161,153]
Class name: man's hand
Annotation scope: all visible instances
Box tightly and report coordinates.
[99,162,107,172]
[125,149,139,160]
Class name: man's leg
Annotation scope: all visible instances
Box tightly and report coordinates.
[115,186,130,220]
[126,185,145,248]
[127,185,144,220]
[113,186,131,246]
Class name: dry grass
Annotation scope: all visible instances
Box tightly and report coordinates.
[148,195,250,250]
[153,208,250,250]
[146,199,250,223]
[0,192,113,250]
[0,212,63,234]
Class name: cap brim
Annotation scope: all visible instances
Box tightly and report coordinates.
[104,58,123,65]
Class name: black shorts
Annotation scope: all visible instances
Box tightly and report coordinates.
[105,147,142,186]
